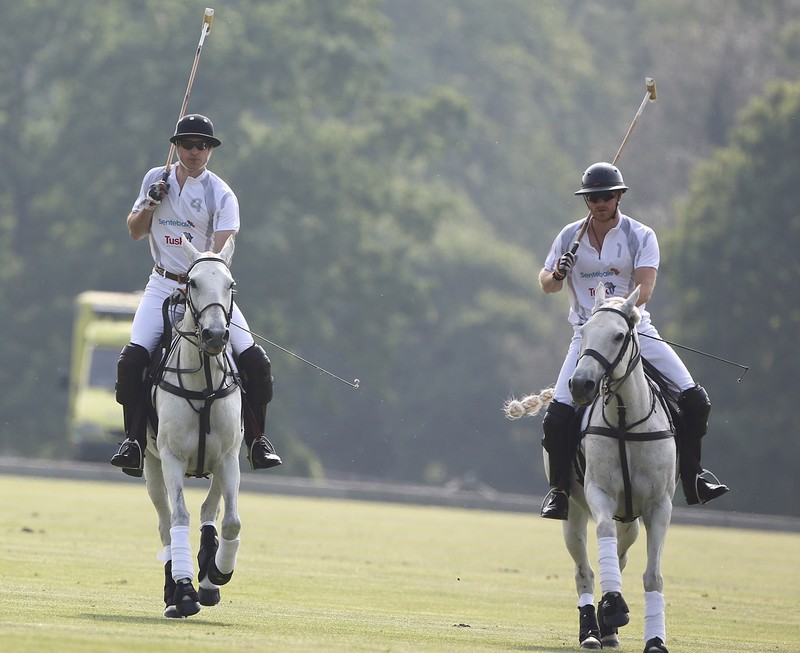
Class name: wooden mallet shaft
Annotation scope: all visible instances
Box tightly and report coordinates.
[570,77,657,255]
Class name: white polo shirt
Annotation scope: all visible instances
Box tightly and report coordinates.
[134,166,240,274]
[544,213,659,326]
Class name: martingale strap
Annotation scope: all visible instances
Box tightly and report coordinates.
[584,426,674,441]
[158,353,239,478]
[584,405,674,523]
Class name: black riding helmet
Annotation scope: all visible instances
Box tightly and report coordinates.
[574,162,628,195]
[169,113,221,148]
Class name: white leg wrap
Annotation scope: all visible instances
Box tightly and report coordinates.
[643,591,666,642]
[577,593,595,608]
[170,525,194,581]
[598,536,622,594]
[157,545,172,563]
[215,536,240,575]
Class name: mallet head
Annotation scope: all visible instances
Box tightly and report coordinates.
[646,77,657,102]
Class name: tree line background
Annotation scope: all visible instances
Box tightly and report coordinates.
[1,0,798,516]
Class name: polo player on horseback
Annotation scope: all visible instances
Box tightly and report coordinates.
[109,114,281,477]
[537,162,729,520]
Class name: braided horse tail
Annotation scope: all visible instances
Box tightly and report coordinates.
[503,387,555,420]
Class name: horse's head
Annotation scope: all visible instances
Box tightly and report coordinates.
[181,236,236,356]
[569,283,641,406]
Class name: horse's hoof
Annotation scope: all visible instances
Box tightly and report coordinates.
[644,636,669,653]
[207,560,234,586]
[163,604,184,619]
[599,591,629,628]
[173,579,201,617]
[199,586,221,606]
[578,604,601,648]
[176,596,201,617]
[598,597,619,646]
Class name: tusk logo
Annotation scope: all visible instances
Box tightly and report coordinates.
[182,231,194,242]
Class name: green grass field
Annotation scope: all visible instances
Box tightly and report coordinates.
[0,475,797,653]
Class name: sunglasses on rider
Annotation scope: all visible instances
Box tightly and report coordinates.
[177,139,211,151]
[585,191,617,203]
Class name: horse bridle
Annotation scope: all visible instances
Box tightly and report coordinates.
[175,256,235,345]
[578,306,641,399]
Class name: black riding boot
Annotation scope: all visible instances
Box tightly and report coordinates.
[110,343,150,477]
[238,344,282,470]
[540,400,576,520]
[677,385,729,505]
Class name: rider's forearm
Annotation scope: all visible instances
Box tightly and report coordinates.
[632,267,657,305]
[127,208,153,241]
[539,267,564,294]
[213,230,237,253]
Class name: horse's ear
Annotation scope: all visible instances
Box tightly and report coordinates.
[219,235,235,266]
[182,235,201,263]
[594,283,607,308]
[622,285,641,315]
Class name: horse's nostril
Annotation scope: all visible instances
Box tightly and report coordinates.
[222,330,230,343]
[583,380,596,393]
[201,328,213,342]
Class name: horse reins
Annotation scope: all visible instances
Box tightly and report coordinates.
[578,307,640,396]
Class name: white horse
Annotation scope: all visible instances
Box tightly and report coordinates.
[505,284,676,653]
[144,236,243,618]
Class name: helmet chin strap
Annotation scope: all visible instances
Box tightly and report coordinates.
[177,152,209,175]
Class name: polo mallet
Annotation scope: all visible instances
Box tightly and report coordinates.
[232,322,361,389]
[161,8,215,183]
[570,77,657,255]
[640,332,750,382]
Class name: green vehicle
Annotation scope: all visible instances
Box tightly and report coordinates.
[68,290,141,461]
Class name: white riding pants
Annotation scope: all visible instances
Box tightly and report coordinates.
[552,321,694,406]
[129,271,255,356]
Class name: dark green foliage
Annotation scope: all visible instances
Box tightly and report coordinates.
[663,81,800,514]
[1,1,799,513]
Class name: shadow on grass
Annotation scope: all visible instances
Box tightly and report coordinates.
[80,613,235,627]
